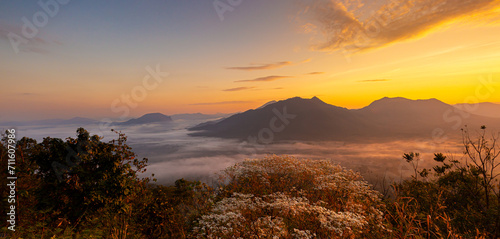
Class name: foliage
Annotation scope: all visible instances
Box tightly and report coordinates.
[0,128,212,238]
[194,155,389,238]
[390,126,500,238]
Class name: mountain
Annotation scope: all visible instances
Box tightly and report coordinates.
[170,113,230,121]
[189,96,372,141]
[60,117,99,125]
[353,97,458,137]
[256,100,277,109]
[117,113,173,125]
[0,117,98,126]
[454,102,500,118]
[189,96,500,142]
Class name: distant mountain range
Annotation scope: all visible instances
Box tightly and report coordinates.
[189,96,500,142]
[454,102,500,118]
[116,113,173,125]
[0,117,99,126]
[170,113,230,121]
[1,113,229,127]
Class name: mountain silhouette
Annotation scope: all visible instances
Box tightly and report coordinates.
[0,117,98,126]
[118,113,173,125]
[454,102,500,118]
[189,96,499,142]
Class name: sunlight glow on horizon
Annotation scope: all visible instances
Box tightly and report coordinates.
[1,0,500,121]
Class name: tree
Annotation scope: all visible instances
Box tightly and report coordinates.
[30,128,149,230]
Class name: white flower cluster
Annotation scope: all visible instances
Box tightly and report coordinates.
[194,192,370,238]
[194,156,387,238]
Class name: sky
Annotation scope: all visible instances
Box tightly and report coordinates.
[1,0,500,122]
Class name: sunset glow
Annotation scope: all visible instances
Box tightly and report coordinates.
[1,0,500,121]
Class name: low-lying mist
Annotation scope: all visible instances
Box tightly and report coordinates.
[2,119,467,187]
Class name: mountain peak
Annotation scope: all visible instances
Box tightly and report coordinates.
[371,97,445,105]
[118,113,172,125]
[310,96,325,103]
[362,97,450,114]
[140,112,169,118]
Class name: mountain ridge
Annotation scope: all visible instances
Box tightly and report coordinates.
[117,113,173,125]
[189,96,499,142]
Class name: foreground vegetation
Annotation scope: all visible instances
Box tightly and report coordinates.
[1,126,499,238]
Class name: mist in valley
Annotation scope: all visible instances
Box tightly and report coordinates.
[2,116,468,187]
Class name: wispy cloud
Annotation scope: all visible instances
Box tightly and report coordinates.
[223,87,256,91]
[227,61,292,71]
[18,92,38,96]
[0,22,59,54]
[227,59,311,71]
[307,72,325,75]
[235,75,291,83]
[300,0,500,52]
[190,101,254,105]
[358,79,390,82]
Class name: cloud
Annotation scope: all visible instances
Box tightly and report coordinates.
[307,72,325,75]
[235,75,291,83]
[190,101,254,106]
[299,0,500,52]
[0,22,59,54]
[227,61,292,71]
[223,87,256,92]
[358,79,390,82]
[18,92,38,96]
[227,59,311,71]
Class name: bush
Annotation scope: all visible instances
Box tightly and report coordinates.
[390,126,500,238]
[193,155,388,238]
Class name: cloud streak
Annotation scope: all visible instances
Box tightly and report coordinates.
[300,0,500,52]
[190,100,254,105]
[223,87,256,91]
[235,75,291,83]
[227,61,292,71]
[0,22,58,54]
[358,79,390,82]
[307,72,325,75]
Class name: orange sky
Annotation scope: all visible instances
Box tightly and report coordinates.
[1,0,500,121]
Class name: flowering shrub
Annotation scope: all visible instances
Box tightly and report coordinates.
[193,155,388,238]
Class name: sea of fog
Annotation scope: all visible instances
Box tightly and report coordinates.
[1,118,466,187]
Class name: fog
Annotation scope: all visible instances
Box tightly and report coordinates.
[1,119,466,186]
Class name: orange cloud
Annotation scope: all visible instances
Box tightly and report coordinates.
[300,0,500,52]
[358,79,390,82]
[190,101,254,105]
[235,75,291,83]
[223,87,256,91]
[307,72,325,75]
[227,61,292,71]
